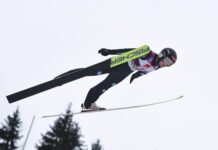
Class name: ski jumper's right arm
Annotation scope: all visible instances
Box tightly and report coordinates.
[98,48,135,56]
[130,71,147,83]
[129,50,159,84]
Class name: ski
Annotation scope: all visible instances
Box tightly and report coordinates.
[6,68,84,103]
[41,95,183,118]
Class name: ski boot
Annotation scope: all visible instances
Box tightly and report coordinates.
[81,103,106,112]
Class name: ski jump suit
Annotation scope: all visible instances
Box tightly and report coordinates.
[58,48,160,108]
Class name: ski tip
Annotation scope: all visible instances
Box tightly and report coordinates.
[174,95,183,100]
[178,95,184,99]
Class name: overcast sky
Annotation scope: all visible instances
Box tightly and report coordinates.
[1,0,218,149]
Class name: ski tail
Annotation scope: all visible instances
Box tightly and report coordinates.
[6,68,85,103]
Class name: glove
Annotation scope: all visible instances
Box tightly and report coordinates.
[130,74,137,84]
[98,48,111,56]
[130,71,146,84]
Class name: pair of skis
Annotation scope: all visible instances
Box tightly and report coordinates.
[42,95,183,118]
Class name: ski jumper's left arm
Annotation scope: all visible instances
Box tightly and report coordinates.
[98,48,135,56]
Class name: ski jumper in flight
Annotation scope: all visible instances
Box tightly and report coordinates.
[55,46,177,111]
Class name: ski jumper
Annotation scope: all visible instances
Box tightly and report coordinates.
[6,46,176,104]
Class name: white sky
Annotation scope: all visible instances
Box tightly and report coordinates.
[0,0,218,149]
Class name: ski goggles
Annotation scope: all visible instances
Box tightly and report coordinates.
[163,57,175,66]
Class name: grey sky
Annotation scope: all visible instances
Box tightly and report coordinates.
[1,0,218,149]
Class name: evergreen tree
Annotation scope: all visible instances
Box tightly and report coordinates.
[36,103,84,150]
[0,108,22,150]
[91,139,103,150]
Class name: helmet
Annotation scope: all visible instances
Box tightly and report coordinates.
[157,48,177,66]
